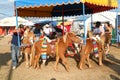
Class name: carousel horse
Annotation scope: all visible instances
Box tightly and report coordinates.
[31,32,83,71]
[20,31,35,68]
[31,35,56,69]
[54,32,83,72]
[79,31,106,70]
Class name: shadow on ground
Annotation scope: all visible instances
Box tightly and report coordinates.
[110,74,120,80]
[0,52,11,67]
[103,54,120,75]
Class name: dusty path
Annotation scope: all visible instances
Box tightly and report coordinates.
[0,36,120,80]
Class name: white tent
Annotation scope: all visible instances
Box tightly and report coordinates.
[86,11,117,29]
[0,16,34,26]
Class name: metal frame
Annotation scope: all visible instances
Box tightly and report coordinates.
[14,1,20,47]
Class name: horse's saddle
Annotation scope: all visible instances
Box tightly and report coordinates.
[49,40,57,54]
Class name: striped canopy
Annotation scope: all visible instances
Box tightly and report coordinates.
[15,0,118,17]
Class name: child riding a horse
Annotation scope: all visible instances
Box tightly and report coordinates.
[91,21,104,41]
[39,26,56,64]
[90,21,104,57]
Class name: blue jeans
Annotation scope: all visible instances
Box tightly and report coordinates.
[11,44,20,67]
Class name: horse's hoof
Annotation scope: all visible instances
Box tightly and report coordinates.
[66,69,70,72]
[54,66,59,71]
[79,66,83,70]
[33,65,36,69]
[89,67,92,69]
[37,67,40,69]
[26,65,29,68]
[88,65,92,68]
[66,67,70,72]
[54,68,58,71]
[99,63,103,66]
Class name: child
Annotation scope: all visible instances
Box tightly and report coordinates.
[92,21,103,57]
[92,21,102,41]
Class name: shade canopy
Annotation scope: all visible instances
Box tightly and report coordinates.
[15,0,118,17]
[35,20,57,27]
[0,17,34,26]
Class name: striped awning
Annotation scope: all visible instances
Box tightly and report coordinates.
[15,0,118,17]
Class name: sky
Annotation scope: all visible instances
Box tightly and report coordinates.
[0,0,14,19]
[0,0,120,20]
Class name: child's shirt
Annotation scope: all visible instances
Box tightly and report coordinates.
[93,28,101,35]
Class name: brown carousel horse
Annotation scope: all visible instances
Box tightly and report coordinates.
[31,35,56,69]
[31,32,82,71]
[20,31,35,68]
[79,31,106,70]
[54,32,82,72]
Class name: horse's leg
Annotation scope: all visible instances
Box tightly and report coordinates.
[79,54,85,70]
[54,56,59,71]
[61,55,70,72]
[20,48,24,60]
[31,53,36,68]
[29,53,32,67]
[102,44,106,60]
[31,55,35,68]
[36,54,41,69]
[98,49,103,66]
[79,45,85,70]
[86,53,92,68]
[80,47,92,69]
[97,42,103,66]
[101,36,106,60]
[33,56,37,68]
[25,52,29,68]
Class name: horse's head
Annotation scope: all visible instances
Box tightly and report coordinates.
[63,32,82,44]
[27,31,35,44]
[87,30,94,38]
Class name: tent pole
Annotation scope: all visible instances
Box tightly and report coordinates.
[82,3,86,45]
[14,1,19,29]
[51,17,53,21]
[51,17,53,26]
[62,5,64,35]
[14,1,20,47]
[90,14,93,31]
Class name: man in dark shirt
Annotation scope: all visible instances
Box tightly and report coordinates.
[10,26,22,69]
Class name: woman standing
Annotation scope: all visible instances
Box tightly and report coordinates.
[104,22,112,56]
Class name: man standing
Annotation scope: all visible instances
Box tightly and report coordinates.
[10,26,22,69]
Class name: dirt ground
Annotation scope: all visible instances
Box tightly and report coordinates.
[0,36,120,80]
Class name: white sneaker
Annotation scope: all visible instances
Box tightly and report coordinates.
[12,66,16,70]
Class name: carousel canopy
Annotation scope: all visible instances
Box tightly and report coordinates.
[15,0,118,17]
